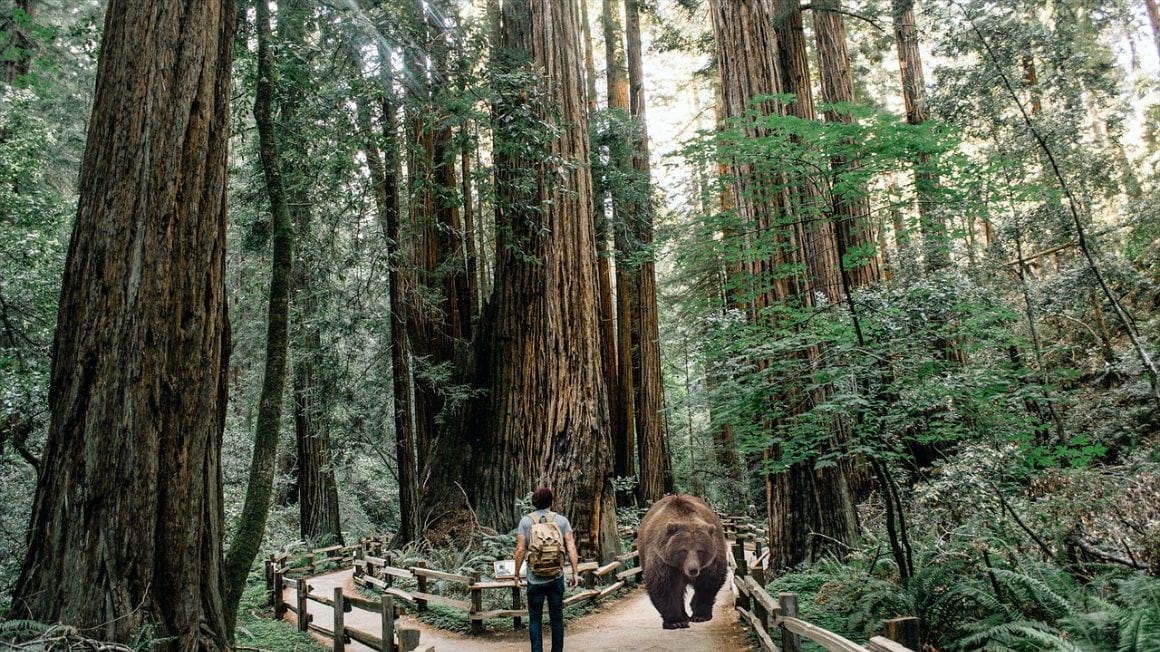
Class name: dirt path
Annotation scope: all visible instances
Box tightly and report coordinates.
[285,569,753,651]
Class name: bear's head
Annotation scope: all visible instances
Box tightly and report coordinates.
[660,519,719,581]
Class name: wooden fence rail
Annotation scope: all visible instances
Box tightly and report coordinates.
[723,521,920,652]
[267,525,646,650]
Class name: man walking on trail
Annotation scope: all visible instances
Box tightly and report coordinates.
[514,486,581,652]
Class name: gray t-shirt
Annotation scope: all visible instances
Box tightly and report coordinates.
[518,509,572,584]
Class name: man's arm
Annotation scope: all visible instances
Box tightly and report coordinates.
[514,533,527,585]
[564,531,580,587]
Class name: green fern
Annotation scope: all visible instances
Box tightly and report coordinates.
[956,619,1081,651]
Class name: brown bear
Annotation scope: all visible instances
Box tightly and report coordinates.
[636,494,727,629]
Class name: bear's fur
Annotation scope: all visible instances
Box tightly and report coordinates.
[636,494,727,629]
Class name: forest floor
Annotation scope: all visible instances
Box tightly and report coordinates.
[284,569,753,651]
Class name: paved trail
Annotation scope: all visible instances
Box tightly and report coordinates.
[285,570,753,651]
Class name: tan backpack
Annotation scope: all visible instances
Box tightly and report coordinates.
[526,512,565,578]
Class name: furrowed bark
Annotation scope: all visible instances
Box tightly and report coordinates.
[624,0,669,501]
[472,0,618,561]
[13,0,235,647]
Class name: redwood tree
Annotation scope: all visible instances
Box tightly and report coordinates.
[892,0,949,272]
[623,0,669,500]
[471,0,618,560]
[11,0,235,646]
[602,0,637,484]
[709,0,858,569]
[813,0,882,289]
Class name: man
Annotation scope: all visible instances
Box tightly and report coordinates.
[514,487,581,652]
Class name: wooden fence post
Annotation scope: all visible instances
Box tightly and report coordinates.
[333,587,346,652]
[398,628,420,652]
[297,581,309,632]
[751,565,767,629]
[469,571,483,635]
[885,616,921,650]
[511,583,523,629]
[779,592,801,652]
[273,569,285,620]
[385,554,394,589]
[381,594,396,652]
[265,557,275,605]
[414,561,428,611]
[732,538,748,578]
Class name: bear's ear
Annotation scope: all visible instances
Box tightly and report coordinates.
[666,522,682,537]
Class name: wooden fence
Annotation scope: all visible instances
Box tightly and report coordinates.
[352,543,643,634]
[723,518,920,652]
[265,532,643,651]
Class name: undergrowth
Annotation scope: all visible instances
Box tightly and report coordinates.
[765,535,1160,651]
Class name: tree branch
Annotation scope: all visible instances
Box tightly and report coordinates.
[800,3,886,32]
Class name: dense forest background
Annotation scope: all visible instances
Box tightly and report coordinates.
[1,0,1159,649]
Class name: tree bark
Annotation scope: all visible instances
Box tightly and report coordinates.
[12,0,235,647]
[224,0,295,629]
[1146,0,1160,63]
[813,0,882,288]
[280,0,342,548]
[360,49,420,545]
[472,0,618,561]
[623,0,669,500]
[891,0,949,273]
[774,0,842,302]
[602,0,636,485]
[602,0,630,110]
[2,0,34,84]
[710,0,858,569]
[404,0,476,536]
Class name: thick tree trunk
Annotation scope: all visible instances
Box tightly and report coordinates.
[774,0,842,302]
[11,0,235,647]
[581,0,599,111]
[405,1,475,536]
[892,0,949,273]
[814,0,882,288]
[224,0,294,630]
[710,0,858,569]
[472,0,617,561]
[624,0,669,500]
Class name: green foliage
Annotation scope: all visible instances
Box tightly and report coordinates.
[767,535,1160,652]
[234,579,325,652]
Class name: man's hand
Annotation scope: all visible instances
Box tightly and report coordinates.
[570,573,581,588]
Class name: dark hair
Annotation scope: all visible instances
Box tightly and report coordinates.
[531,487,553,510]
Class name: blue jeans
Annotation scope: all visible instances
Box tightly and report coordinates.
[526,576,565,652]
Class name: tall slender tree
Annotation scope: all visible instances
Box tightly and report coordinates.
[359,47,421,544]
[892,0,949,272]
[224,0,295,628]
[602,0,637,484]
[12,0,235,646]
[281,0,343,547]
[471,0,618,561]
[623,0,669,500]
